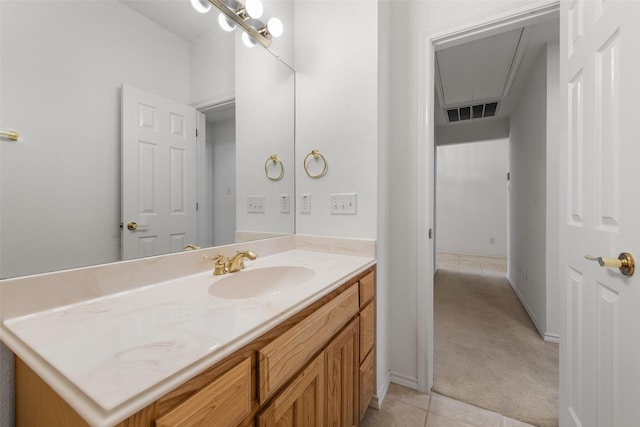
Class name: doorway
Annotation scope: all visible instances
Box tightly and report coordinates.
[197,100,237,248]
[418,5,559,424]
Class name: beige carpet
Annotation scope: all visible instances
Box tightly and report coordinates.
[433,269,559,427]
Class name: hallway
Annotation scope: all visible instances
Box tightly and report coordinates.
[434,254,559,426]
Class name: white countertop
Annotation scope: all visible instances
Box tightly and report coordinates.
[1,243,375,426]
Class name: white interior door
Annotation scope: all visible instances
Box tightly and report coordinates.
[560,1,640,426]
[122,84,197,260]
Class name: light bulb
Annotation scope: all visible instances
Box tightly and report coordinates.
[242,32,257,48]
[245,0,263,19]
[267,18,283,38]
[218,13,236,32]
[190,0,211,14]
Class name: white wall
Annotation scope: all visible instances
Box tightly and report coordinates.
[436,117,509,146]
[235,36,295,237]
[294,1,378,240]
[387,0,558,389]
[0,1,190,279]
[377,0,392,402]
[545,41,560,339]
[436,139,508,258]
[0,2,192,425]
[508,46,549,335]
[207,119,237,246]
[190,30,235,106]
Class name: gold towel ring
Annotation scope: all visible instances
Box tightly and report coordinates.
[304,149,327,178]
[265,154,284,181]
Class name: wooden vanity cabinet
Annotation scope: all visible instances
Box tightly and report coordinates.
[358,270,376,419]
[258,269,375,427]
[326,318,359,427]
[257,352,326,427]
[155,357,252,427]
[15,267,376,427]
[258,284,359,404]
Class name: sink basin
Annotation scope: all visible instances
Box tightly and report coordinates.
[208,266,315,299]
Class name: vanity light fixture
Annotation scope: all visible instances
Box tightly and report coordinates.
[190,0,212,14]
[218,14,237,31]
[189,0,283,48]
[267,17,283,38]
[242,32,258,48]
[245,0,263,19]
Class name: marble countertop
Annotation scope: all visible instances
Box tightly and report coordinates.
[2,246,375,426]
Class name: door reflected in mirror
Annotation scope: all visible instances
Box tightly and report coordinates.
[0,0,295,278]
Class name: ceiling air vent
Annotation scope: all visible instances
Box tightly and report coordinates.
[446,102,499,123]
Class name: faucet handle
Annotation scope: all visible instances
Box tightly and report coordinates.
[209,253,228,276]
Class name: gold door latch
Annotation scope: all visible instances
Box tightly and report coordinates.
[585,253,635,276]
[126,221,149,231]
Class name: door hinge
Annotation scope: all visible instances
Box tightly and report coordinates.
[428,228,433,239]
[196,128,199,138]
[196,202,199,211]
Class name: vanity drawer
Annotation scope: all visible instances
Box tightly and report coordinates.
[258,284,359,403]
[155,357,251,427]
[359,302,375,363]
[359,271,375,306]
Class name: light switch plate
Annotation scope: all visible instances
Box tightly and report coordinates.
[300,194,311,214]
[280,194,290,214]
[330,193,357,215]
[247,195,265,213]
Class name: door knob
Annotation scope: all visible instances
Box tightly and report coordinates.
[126,221,149,231]
[585,253,635,276]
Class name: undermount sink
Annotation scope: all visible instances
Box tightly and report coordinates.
[208,266,315,299]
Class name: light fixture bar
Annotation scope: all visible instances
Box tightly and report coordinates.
[207,0,272,47]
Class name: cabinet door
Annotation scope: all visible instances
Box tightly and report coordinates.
[326,319,359,427]
[258,352,325,427]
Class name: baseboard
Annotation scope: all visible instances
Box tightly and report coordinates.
[369,371,391,409]
[543,332,560,343]
[506,275,559,343]
[388,371,419,390]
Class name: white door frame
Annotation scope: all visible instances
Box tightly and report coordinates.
[416,1,560,392]
[193,96,235,249]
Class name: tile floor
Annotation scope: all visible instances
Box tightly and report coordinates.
[360,383,535,427]
[436,252,507,275]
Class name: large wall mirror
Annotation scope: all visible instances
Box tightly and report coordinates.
[0,0,295,279]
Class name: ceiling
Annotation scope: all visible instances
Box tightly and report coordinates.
[434,17,559,128]
[119,0,222,41]
[202,101,236,122]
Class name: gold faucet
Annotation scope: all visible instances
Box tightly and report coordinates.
[211,254,228,276]
[227,250,258,273]
[210,250,258,275]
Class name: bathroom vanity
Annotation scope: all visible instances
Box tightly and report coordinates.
[0,236,376,426]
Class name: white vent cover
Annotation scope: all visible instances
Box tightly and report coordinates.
[446,102,499,123]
